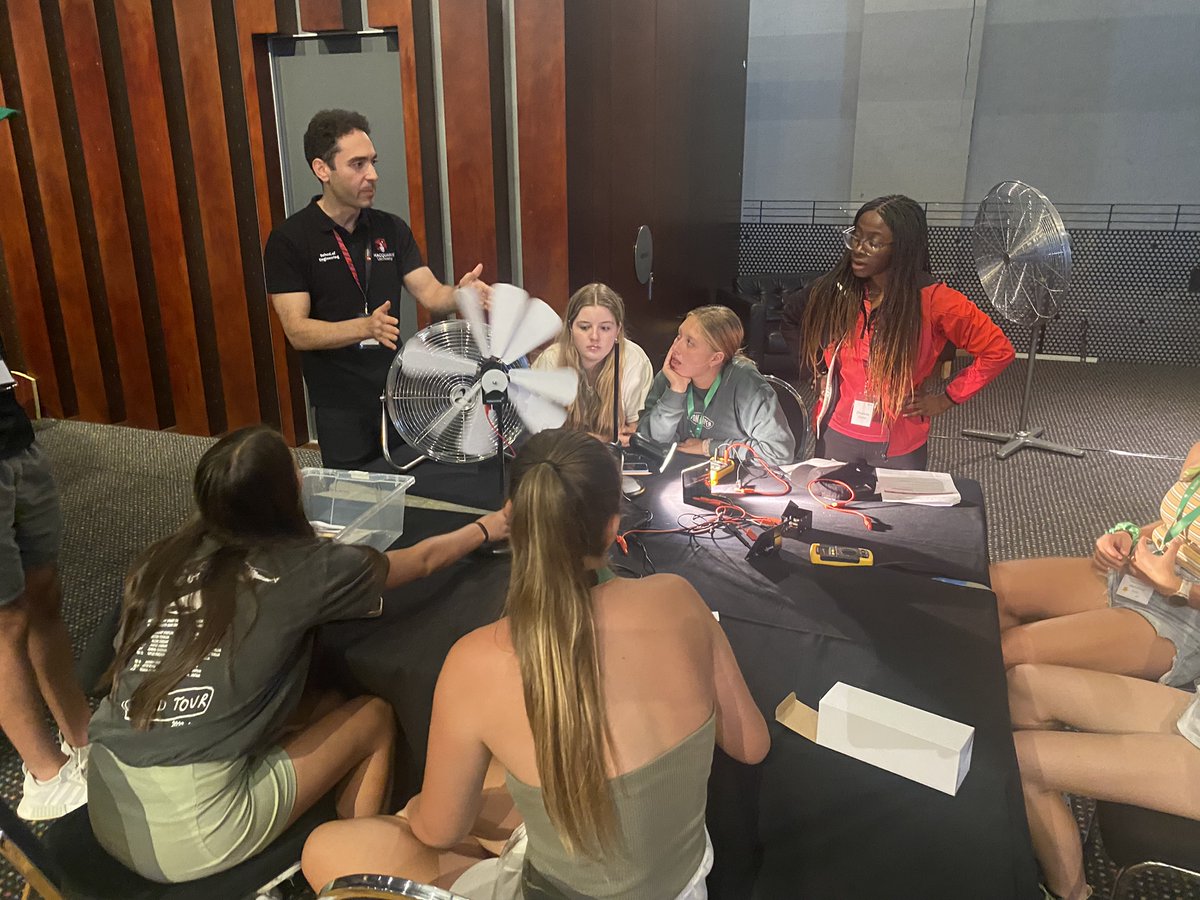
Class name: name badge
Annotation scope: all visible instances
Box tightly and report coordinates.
[850,399,875,427]
[1115,574,1154,605]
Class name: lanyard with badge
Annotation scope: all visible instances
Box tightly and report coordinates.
[1108,470,1200,603]
[849,289,879,428]
[686,371,722,438]
[331,226,378,348]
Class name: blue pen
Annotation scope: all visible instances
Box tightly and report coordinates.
[932,576,990,590]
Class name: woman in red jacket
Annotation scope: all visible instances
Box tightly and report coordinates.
[791,195,1015,469]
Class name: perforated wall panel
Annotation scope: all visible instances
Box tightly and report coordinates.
[738,224,1200,366]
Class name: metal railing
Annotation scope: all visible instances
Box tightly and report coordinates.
[741,200,1200,231]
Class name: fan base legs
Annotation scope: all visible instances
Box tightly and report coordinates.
[962,426,1085,460]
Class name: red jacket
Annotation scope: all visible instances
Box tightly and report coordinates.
[815,282,1015,456]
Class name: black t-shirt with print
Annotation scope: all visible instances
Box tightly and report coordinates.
[88,538,387,766]
[263,198,424,411]
[0,333,34,460]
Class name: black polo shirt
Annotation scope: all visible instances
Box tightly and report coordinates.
[0,334,34,460]
[264,197,424,410]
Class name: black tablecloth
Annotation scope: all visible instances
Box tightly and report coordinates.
[316,467,1038,899]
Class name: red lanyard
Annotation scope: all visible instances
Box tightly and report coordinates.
[332,230,372,313]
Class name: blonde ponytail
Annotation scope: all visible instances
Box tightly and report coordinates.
[505,430,622,857]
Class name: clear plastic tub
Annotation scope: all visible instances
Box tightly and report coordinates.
[300,467,415,552]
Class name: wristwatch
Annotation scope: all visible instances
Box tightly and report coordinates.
[1173,578,1193,600]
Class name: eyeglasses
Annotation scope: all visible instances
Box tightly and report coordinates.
[841,227,892,255]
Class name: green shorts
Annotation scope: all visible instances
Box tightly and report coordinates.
[87,743,298,883]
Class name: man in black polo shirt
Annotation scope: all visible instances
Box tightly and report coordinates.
[0,334,91,820]
[264,108,486,469]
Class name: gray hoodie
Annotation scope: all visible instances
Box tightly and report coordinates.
[637,360,796,465]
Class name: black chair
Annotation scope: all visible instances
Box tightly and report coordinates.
[717,272,824,379]
[762,374,809,463]
[0,794,334,900]
[1095,801,1200,899]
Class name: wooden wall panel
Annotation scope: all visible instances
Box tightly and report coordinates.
[234,0,303,445]
[112,0,210,435]
[367,0,428,265]
[7,0,109,421]
[513,0,568,310]
[0,88,61,416]
[59,0,158,428]
[172,0,260,430]
[298,0,343,33]
[437,1,498,286]
[0,0,572,444]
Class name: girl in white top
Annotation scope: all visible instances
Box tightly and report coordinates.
[532,284,653,445]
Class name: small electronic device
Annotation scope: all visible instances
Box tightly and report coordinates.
[621,460,651,475]
[708,455,736,487]
[809,543,874,567]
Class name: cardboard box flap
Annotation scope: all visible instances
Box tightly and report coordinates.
[775,691,819,741]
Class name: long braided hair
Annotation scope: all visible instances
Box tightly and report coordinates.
[799,195,933,421]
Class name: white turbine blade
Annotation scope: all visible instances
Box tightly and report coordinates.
[500,298,562,364]
[508,382,569,433]
[488,284,530,363]
[508,366,578,407]
[461,401,496,457]
[401,339,478,377]
[414,382,482,445]
[455,286,491,358]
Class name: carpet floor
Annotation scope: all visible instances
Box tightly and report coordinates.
[0,357,1196,899]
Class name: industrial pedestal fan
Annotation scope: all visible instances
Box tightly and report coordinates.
[381,284,578,495]
[962,181,1084,460]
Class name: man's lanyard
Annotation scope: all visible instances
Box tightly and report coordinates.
[1162,474,1200,547]
[332,228,373,314]
[686,370,723,438]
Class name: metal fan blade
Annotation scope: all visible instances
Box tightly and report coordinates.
[508,382,568,433]
[499,298,563,364]
[400,338,479,377]
[507,367,579,407]
[460,399,495,457]
[455,286,491,358]
[414,382,482,445]
[488,284,531,363]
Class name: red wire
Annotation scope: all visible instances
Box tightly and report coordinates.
[807,477,874,531]
[485,406,514,452]
[719,442,792,495]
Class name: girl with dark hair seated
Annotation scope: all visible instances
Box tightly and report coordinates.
[786,194,1014,470]
[301,428,770,898]
[86,425,509,883]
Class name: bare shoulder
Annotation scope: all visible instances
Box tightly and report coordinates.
[442,619,512,682]
[615,573,711,616]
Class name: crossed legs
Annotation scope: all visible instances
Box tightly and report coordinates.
[992,557,1177,680]
[1008,663,1200,899]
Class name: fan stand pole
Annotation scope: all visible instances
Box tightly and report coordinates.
[961,319,1085,460]
[495,399,507,507]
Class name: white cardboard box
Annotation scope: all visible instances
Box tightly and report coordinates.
[777,682,974,796]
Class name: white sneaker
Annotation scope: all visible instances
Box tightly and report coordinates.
[17,752,88,821]
[59,735,90,776]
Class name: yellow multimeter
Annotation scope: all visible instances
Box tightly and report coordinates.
[809,543,874,567]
